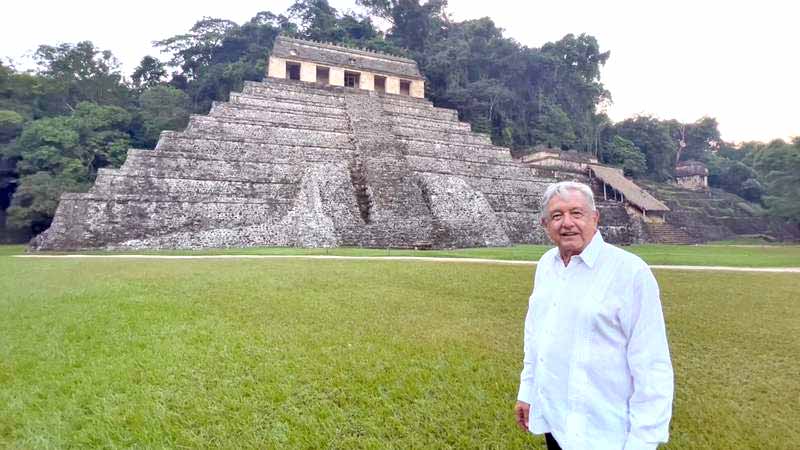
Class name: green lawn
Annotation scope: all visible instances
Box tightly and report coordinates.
[7,241,800,267]
[1,253,798,448]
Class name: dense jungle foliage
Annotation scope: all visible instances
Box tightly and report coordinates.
[1,0,798,240]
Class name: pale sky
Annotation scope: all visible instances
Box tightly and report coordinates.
[2,0,797,143]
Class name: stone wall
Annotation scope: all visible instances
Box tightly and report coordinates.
[675,175,707,191]
[32,77,639,251]
[268,37,425,99]
[271,36,423,80]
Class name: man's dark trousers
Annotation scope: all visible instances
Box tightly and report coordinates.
[545,433,562,450]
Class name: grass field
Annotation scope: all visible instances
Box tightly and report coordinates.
[5,241,800,267]
[2,248,799,448]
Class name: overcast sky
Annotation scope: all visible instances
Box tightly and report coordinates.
[2,0,797,143]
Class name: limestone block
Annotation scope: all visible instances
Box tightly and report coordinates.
[243,83,341,106]
[393,127,491,146]
[300,62,316,82]
[359,72,374,91]
[210,103,349,131]
[390,116,471,132]
[186,116,352,147]
[410,80,425,98]
[386,76,400,95]
[330,67,345,86]
[230,93,343,116]
[383,103,457,121]
[156,135,355,161]
[267,57,286,79]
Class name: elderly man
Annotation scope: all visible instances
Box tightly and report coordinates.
[515,181,673,450]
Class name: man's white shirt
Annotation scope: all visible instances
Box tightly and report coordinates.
[518,232,674,450]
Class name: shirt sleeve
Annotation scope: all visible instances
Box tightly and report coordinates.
[518,262,544,404]
[621,266,674,449]
[517,290,537,404]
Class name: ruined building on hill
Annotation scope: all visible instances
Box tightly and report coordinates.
[31,36,790,250]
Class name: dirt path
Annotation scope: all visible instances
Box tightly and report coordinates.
[14,254,800,273]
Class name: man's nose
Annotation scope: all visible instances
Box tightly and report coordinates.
[562,214,575,227]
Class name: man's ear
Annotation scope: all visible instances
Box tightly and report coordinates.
[593,209,601,225]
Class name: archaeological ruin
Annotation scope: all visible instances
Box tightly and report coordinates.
[30,36,794,251]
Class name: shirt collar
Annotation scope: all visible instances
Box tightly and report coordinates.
[576,231,604,268]
[551,231,604,269]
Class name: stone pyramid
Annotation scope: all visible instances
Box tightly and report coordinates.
[33,37,588,250]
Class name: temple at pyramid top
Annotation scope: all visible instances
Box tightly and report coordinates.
[267,35,426,98]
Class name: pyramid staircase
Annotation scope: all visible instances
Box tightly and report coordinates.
[636,181,798,242]
[644,223,695,244]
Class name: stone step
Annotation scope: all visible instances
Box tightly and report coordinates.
[394,128,491,146]
[412,171,548,196]
[188,112,349,134]
[406,155,551,182]
[91,170,299,200]
[61,191,291,205]
[243,83,345,107]
[209,103,349,130]
[53,194,295,246]
[156,132,355,154]
[405,146,512,163]
[392,123,477,141]
[389,114,471,132]
[645,223,695,244]
[184,116,353,147]
[374,91,434,108]
[124,147,355,170]
[118,153,307,182]
[229,92,345,114]
[219,97,344,117]
[398,136,502,154]
[382,102,459,122]
[385,110,462,129]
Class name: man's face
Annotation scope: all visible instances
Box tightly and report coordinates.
[542,190,599,259]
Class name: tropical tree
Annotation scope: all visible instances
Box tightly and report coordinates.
[134,86,190,148]
[33,41,130,112]
[614,116,676,180]
[751,138,800,222]
[4,102,132,232]
[356,0,449,53]
[601,135,647,177]
[131,56,167,89]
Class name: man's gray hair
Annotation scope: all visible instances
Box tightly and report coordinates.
[541,181,597,212]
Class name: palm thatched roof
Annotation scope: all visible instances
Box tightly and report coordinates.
[590,165,670,212]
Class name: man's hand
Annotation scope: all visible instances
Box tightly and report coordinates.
[514,401,530,431]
